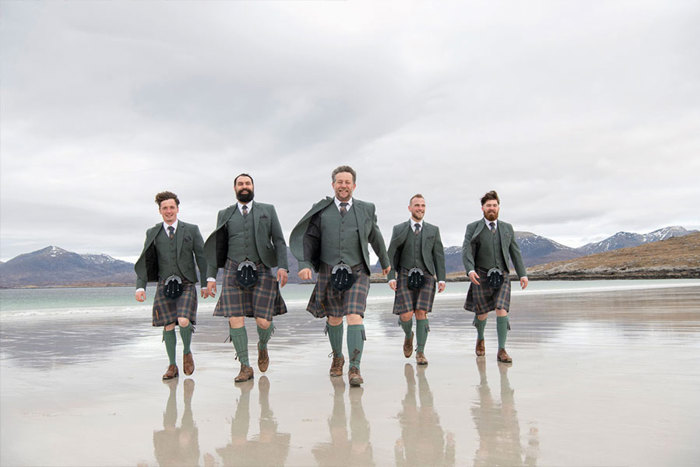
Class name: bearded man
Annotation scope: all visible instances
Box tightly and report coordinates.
[204,174,288,382]
[462,190,528,363]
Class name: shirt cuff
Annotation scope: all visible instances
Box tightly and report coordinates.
[136,288,145,293]
[206,277,216,283]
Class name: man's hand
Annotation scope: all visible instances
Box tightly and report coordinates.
[438,282,446,293]
[135,290,146,302]
[388,279,397,291]
[382,266,391,276]
[520,277,529,290]
[207,280,217,297]
[200,287,210,299]
[468,271,480,285]
[277,269,288,287]
[298,268,313,281]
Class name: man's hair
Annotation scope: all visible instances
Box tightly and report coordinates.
[332,165,356,183]
[234,173,254,186]
[481,190,500,205]
[409,193,424,204]
[155,191,180,207]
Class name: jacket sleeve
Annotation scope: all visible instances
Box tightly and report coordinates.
[204,210,224,278]
[508,226,527,278]
[367,205,390,269]
[462,223,476,273]
[269,206,289,270]
[433,227,446,282]
[191,225,208,284]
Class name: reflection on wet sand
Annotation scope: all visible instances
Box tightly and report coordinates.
[472,358,539,466]
[153,378,200,467]
[395,364,455,466]
[312,378,374,466]
[209,376,291,466]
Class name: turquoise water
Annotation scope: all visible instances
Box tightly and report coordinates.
[1,279,698,319]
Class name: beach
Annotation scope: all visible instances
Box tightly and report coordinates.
[1,280,699,466]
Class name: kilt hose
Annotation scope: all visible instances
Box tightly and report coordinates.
[392,267,437,315]
[307,263,370,318]
[464,267,512,316]
[213,259,287,320]
[152,279,198,327]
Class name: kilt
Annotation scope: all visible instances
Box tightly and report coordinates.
[464,268,511,315]
[392,267,437,315]
[307,262,370,318]
[213,259,287,320]
[152,279,198,327]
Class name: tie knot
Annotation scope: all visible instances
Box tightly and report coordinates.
[489,222,496,232]
[167,226,175,238]
[414,223,421,233]
[242,205,248,215]
[340,202,348,208]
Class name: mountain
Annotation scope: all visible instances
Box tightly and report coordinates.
[0,246,134,288]
[528,232,700,279]
[577,226,696,255]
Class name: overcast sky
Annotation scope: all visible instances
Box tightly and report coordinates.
[2,0,699,263]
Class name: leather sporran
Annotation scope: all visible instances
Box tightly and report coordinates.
[406,267,425,291]
[236,260,258,289]
[163,275,184,299]
[330,263,355,292]
[487,268,504,289]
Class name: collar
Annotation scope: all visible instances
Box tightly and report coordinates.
[163,220,179,232]
[237,200,254,212]
[410,219,424,228]
[483,218,498,229]
[334,197,353,210]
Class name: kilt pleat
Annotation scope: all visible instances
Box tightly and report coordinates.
[392,268,437,315]
[213,259,287,320]
[152,280,197,326]
[307,263,370,318]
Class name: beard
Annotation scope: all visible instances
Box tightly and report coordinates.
[484,210,498,221]
[236,189,254,203]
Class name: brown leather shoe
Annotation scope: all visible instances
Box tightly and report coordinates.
[330,354,344,377]
[348,366,363,387]
[476,339,485,357]
[162,364,179,380]
[403,332,414,358]
[416,351,428,365]
[183,352,195,376]
[497,348,512,363]
[234,364,254,382]
[258,343,269,373]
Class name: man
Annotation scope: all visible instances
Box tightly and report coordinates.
[462,190,528,363]
[204,174,288,383]
[135,191,209,380]
[290,165,390,387]
[387,194,446,365]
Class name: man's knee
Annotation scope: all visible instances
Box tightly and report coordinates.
[229,316,245,328]
[256,317,271,329]
[495,308,508,317]
[399,312,414,322]
[346,314,363,325]
[327,316,343,326]
[165,323,176,331]
[177,317,190,327]
[415,310,427,320]
[477,313,488,321]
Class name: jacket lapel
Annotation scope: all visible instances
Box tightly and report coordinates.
[176,222,185,258]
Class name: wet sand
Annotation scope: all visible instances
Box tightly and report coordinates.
[2,284,700,466]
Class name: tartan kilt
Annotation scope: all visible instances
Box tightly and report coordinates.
[152,279,198,327]
[392,268,437,315]
[213,259,287,320]
[464,268,511,315]
[307,263,370,318]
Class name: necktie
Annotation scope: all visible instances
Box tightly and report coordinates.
[489,222,496,232]
[242,205,248,217]
[414,223,421,235]
[340,202,348,217]
[168,226,175,239]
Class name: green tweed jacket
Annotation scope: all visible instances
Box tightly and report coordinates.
[387,220,446,282]
[134,221,207,289]
[203,202,288,278]
[461,219,527,278]
[290,197,390,273]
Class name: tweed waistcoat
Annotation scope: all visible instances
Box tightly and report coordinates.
[399,225,428,271]
[319,204,363,267]
[155,228,184,279]
[226,209,261,263]
[475,224,506,271]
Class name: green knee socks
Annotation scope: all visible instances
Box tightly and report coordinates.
[416,319,429,352]
[229,327,249,366]
[497,315,509,349]
[179,324,193,355]
[399,317,413,338]
[257,323,274,350]
[347,324,365,369]
[475,317,487,340]
[163,329,177,365]
[327,322,344,358]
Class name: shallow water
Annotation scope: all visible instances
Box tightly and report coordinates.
[1,283,699,466]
